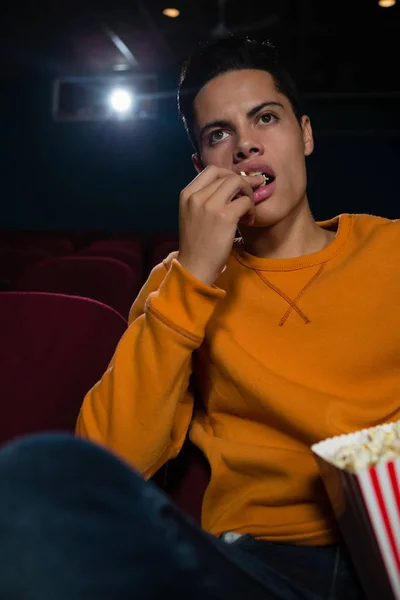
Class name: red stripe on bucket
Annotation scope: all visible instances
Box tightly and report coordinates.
[370,467,400,573]
[387,462,400,519]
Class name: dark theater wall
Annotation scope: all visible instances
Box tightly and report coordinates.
[1,76,399,232]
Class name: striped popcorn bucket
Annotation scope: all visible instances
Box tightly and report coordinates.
[312,423,400,600]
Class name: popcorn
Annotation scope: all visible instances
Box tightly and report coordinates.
[330,420,400,472]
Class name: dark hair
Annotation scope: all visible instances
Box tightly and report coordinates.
[178,35,303,152]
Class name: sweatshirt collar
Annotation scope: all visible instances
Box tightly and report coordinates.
[233,214,353,272]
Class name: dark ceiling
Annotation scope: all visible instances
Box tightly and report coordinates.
[0,0,399,94]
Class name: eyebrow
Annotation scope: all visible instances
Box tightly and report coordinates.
[199,101,285,140]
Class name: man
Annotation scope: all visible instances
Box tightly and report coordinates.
[2,35,397,598]
[76,34,384,597]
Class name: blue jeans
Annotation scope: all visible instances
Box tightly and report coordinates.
[0,434,366,600]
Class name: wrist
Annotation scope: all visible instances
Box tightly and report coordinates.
[177,255,217,287]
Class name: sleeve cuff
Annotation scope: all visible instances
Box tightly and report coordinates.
[145,259,226,344]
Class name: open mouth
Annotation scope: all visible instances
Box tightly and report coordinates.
[240,171,276,188]
[240,170,277,205]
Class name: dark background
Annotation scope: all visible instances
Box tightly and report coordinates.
[0,0,399,232]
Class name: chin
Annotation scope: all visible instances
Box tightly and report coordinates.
[251,199,290,228]
[250,193,306,228]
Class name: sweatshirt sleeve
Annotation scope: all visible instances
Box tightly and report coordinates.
[75,256,226,479]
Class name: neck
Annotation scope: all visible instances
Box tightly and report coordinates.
[240,198,335,260]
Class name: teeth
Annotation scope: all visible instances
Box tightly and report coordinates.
[240,171,274,187]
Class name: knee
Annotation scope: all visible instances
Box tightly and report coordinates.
[0,434,188,600]
[0,433,148,502]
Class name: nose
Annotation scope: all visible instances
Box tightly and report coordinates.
[233,131,264,162]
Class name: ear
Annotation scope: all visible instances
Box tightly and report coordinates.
[301,115,314,157]
[192,153,204,173]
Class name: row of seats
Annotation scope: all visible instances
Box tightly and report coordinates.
[0,290,208,522]
[0,231,178,279]
[0,231,179,267]
[0,233,179,319]
[17,257,137,319]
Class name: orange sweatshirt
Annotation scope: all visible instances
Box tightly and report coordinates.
[76,213,400,545]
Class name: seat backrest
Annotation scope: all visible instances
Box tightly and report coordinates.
[148,238,179,271]
[87,240,142,258]
[16,256,136,319]
[29,237,74,256]
[0,292,127,445]
[79,247,143,289]
[72,230,108,250]
[0,247,51,285]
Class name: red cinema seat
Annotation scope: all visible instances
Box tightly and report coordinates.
[0,247,51,286]
[79,247,143,290]
[87,239,142,259]
[17,256,136,319]
[148,236,179,270]
[0,292,126,445]
[30,236,74,256]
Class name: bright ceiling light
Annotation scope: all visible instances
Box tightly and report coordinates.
[109,88,133,113]
[162,8,180,18]
[113,64,130,72]
[378,0,396,6]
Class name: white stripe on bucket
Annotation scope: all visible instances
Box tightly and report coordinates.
[358,468,400,599]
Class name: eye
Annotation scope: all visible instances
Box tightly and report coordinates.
[258,113,278,125]
[208,130,229,145]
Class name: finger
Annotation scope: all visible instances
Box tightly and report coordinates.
[241,174,267,191]
[195,173,265,207]
[180,165,234,202]
[184,174,252,209]
[191,176,231,204]
[207,174,257,207]
[205,172,264,200]
[225,195,256,223]
[239,212,256,227]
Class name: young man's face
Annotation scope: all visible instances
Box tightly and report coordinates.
[192,69,314,228]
